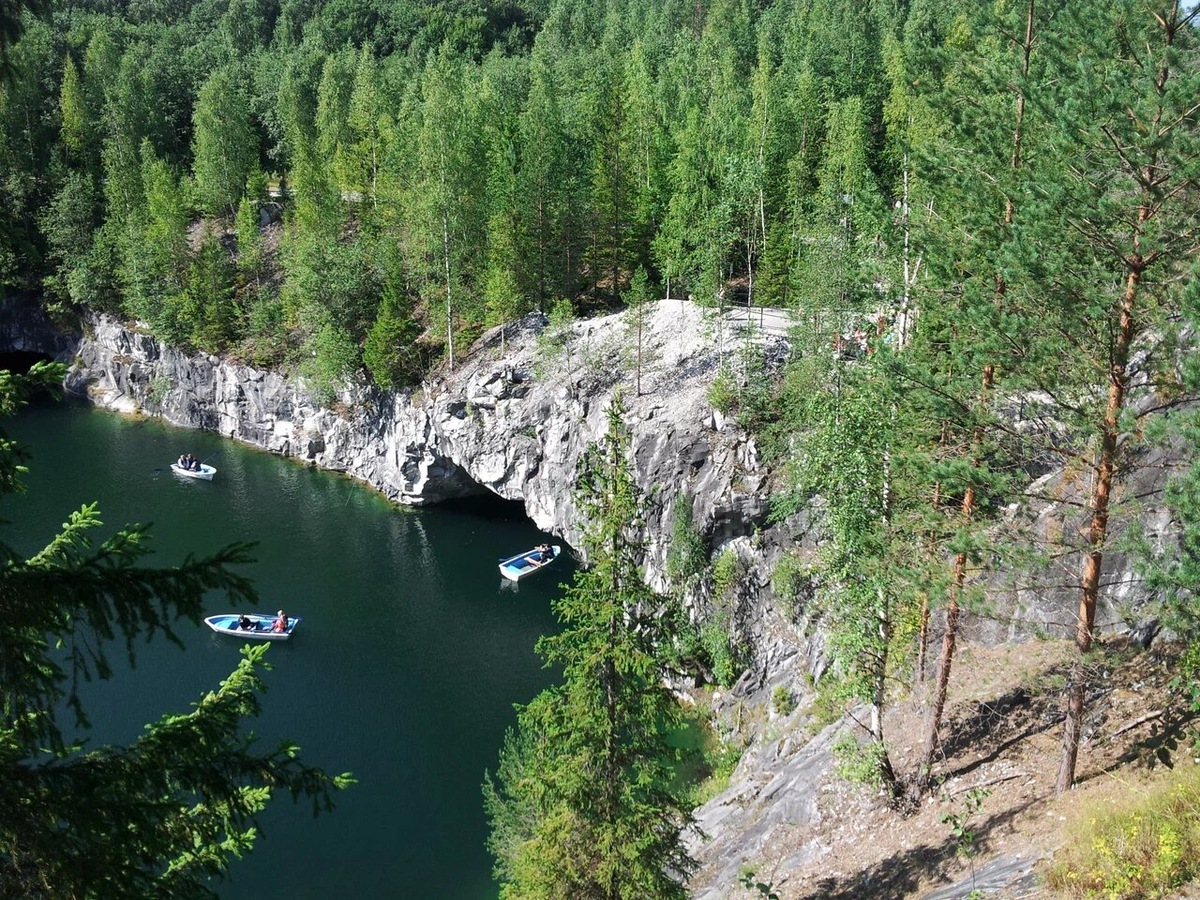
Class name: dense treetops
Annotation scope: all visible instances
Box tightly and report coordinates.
[1,0,987,397]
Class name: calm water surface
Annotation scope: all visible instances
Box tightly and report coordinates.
[2,397,569,899]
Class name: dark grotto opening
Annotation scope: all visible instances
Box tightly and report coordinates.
[438,492,532,523]
[0,350,53,375]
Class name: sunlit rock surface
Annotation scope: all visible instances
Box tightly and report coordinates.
[9,297,1173,899]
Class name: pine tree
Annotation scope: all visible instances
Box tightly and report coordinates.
[516,51,576,311]
[624,265,653,396]
[1010,0,1200,793]
[315,49,355,188]
[410,47,487,367]
[183,227,241,353]
[362,286,422,390]
[192,67,259,217]
[58,54,88,161]
[126,139,188,339]
[343,46,388,206]
[39,170,99,312]
[903,0,1038,802]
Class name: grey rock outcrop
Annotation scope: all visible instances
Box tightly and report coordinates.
[64,301,779,595]
[8,298,1180,899]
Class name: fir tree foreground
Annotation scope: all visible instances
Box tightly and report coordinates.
[0,362,351,899]
[484,395,696,900]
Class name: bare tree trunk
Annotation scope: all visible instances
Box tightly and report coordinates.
[907,0,1035,804]
[1056,262,1140,794]
[896,158,923,350]
[635,313,642,396]
[874,420,901,801]
[917,423,949,683]
[910,367,993,801]
[442,204,454,370]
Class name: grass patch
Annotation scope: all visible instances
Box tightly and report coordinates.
[672,706,744,808]
[1045,764,1200,899]
[772,685,795,717]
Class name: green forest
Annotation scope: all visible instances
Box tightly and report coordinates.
[3,0,1200,895]
[0,0,1185,396]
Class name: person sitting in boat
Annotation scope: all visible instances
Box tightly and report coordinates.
[238,614,254,630]
[178,454,188,468]
[272,610,289,632]
[535,543,551,561]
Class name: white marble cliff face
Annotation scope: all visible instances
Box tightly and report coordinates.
[67,301,774,592]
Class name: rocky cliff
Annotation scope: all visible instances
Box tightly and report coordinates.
[64,301,780,591]
[8,299,1176,899]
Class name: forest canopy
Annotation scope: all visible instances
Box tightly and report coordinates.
[1,0,1003,397]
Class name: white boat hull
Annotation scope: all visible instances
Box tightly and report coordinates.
[171,462,216,480]
[499,545,562,581]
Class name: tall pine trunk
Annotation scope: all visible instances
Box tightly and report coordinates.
[911,366,993,800]
[1052,0,1192,790]
[908,0,1034,803]
[1056,259,1141,794]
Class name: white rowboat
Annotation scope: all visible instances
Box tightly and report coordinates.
[171,462,216,481]
[499,545,561,582]
[205,613,299,640]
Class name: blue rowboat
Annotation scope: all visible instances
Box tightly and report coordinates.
[205,613,300,640]
[498,545,561,582]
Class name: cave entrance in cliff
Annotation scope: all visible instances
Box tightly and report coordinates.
[439,493,531,522]
[0,350,54,375]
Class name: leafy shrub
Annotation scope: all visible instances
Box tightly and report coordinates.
[712,546,742,598]
[700,621,737,688]
[1045,765,1200,899]
[831,733,888,788]
[708,365,737,415]
[666,501,707,587]
[299,322,358,405]
[148,374,173,404]
[771,552,808,621]
[739,867,780,899]
[688,730,743,807]
[771,685,795,717]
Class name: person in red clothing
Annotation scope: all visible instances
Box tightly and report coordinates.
[272,610,289,632]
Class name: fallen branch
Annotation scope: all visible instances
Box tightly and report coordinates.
[949,771,1030,796]
[1112,709,1164,737]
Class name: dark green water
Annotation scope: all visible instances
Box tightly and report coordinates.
[2,397,569,899]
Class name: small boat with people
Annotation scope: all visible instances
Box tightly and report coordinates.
[171,453,216,480]
[499,544,561,582]
[205,610,299,640]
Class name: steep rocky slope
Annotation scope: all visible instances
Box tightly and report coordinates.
[3,298,1183,898]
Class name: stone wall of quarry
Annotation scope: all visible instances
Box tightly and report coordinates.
[3,298,1175,897]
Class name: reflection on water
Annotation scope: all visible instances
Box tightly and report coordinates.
[3,397,570,899]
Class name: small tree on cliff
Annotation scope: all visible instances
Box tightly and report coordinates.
[774,349,921,801]
[484,394,696,899]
